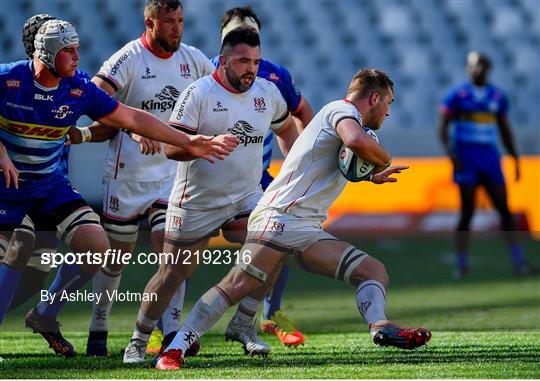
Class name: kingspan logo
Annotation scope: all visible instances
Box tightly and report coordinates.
[141,86,180,112]
[227,120,263,146]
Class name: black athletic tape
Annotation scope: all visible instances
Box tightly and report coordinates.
[60,211,94,242]
[337,247,357,281]
[334,116,360,130]
[95,74,119,92]
[150,217,166,228]
[271,111,289,125]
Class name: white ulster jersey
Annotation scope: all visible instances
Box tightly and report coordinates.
[168,72,289,209]
[97,34,214,181]
[255,100,363,221]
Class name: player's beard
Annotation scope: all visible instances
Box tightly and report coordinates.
[226,68,255,93]
[155,32,181,53]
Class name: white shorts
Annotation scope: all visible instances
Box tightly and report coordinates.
[164,190,262,246]
[246,207,338,254]
[102,174,174,226]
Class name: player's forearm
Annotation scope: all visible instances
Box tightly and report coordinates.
[349,139,391,167]
[164,144,197,161]
[105,104,192,149]
[88,122,118,142]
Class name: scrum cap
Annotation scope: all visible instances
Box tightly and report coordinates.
[22,14,56,59]
[34,19,79,73]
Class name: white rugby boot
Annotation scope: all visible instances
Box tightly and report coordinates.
[225,315,270,357]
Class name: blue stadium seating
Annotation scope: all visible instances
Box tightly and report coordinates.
[0,0,538,158]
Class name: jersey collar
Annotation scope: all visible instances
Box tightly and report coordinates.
[140,32,174,59]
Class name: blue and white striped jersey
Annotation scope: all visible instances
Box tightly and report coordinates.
[0,60,118,177]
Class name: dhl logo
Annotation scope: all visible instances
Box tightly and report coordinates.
[0,115,70,140]
[458,112,497,124]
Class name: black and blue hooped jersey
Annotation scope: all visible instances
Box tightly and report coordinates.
[0,60,118,176]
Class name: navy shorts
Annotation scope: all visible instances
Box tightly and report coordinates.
[0,170,86,231]
[453,143,505,186]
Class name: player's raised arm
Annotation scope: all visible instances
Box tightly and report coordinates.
[98,103,238,162]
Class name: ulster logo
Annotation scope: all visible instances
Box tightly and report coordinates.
[172,216,182,230]
[109,196,119,212]
[270,221,285,236]
[227,120,263,146]
[179,63,191,78]
[254,97,266,112]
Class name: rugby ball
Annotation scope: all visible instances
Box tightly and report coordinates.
[338,129,379,182]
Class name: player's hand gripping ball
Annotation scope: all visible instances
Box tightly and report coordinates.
[338,128,378,182]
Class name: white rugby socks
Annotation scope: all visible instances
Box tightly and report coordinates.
[234,296,261,324]
[161,281,186,336]
[89,267,123,332]
[356,280,387,325]
[167,286,231,353]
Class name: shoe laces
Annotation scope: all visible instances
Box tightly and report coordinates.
[127,339,147,358]
[236,319,263,343]
[271,311,296,333]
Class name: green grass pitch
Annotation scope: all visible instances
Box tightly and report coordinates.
[1,235,539,378]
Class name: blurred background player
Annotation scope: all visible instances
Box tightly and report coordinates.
[155,68,430,371]
[123,27,299,364]
[0,17,235,358]
[77,0,216,357]
[438,51,539,279]
[214,6,313,348]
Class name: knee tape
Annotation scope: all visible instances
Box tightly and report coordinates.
[0,236,8,259]
[27,248,53,273]
[14,215,36,238]
[57,207,101,245]
[236,262,269,282]
[104,222,139,243]
[148,209,166,233]
[334,246,368,285]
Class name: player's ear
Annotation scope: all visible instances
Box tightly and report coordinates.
[369,91,380,106]
[144,17,154,29]
[218,54,227,68]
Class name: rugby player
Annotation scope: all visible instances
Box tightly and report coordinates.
[214,6,313,348]
[74,0,217,357]
[0,18,237,358]
[154,68,432,370]
[123,27,299,363]
[439,51,539,279]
